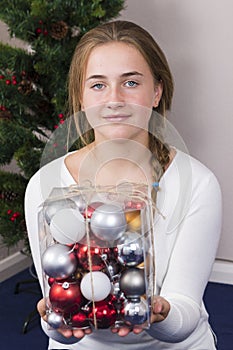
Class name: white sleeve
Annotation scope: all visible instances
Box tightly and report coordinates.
[24,171,45,291]
[147,172,222,342]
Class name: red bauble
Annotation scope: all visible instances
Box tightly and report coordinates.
[124,200,145,210]
[48,276,76,286]
[49,281,82,312]
[89,300,117,329]
[36,27,42,35]
[77,244,111,271]
[48,277,55,286]
[70,311,90,328]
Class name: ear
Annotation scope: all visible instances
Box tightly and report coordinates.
[153,82,163,108]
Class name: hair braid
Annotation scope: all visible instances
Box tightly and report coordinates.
[149,114,170,204]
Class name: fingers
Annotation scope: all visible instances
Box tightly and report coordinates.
[37,298,93,339]
[72,328,87,339]
[151,296,170,323]
[111,326,131,337]
[132,326,144,334]
[37,296,170,339]
[111,323,144,336]
[37,298,47,322]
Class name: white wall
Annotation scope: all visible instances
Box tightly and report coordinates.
[120,0,233,261]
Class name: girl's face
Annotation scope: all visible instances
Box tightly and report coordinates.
[81,42,162,144]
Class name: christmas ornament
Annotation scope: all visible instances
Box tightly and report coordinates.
[48,277,56,286]
[80,271,111,302]
[35,27,42,36]
[44,198,77,225]
[90,204,127,241]
[125,210,141,231]
[117,232,144,267]
[17,79,33,95]
[50,21,68,40]
[42,244,77,279]
[119,268,145,298]
[89,300,117,329]
[49,281,82,312]
[125,200,145,210]
[70,311,90,328]
[50,208,86,245]
[76,244,107,271]
[71,26,81,37]
[123,297,148,325]
[47,311,64,329]
[105,260,121,278]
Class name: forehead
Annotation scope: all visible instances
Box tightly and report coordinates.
[85,41,151,75]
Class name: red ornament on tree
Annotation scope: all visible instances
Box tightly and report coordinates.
[35,28,42,35]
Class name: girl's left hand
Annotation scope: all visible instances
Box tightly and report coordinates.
[111,296,170,337]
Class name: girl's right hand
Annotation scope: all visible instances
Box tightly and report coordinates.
[37,298,92,339]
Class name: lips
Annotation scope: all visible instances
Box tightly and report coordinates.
[102,114,131,122]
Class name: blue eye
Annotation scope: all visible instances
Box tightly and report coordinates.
[125,80,138,87]
[92,83,104,90]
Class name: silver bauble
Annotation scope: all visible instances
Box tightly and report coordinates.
[45,198,77,225]
[47,311,64,329]
[124,297,148,325]
[90,204,127,242]
[42,244,77,279]
[50,208,86,245]
[119,267,145,298]
[117,232,144,266]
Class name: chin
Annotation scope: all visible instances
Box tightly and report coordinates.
[95,125,148,144]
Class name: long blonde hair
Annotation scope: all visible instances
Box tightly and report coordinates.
[68,20,174,201]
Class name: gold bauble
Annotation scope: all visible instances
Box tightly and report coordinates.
[125,210,141,231]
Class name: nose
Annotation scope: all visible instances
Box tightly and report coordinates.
[106,85,125,109]
[106,101,125,109]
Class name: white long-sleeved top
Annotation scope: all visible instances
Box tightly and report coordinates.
[25,149,222,350]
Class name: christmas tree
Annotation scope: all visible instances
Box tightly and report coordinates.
[0,0,125,249]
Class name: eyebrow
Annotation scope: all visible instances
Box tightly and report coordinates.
[86,71,144,81]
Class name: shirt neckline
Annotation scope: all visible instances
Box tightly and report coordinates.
[61,148,179,186]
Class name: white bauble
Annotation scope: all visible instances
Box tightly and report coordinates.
[45,198,76,225]
[80,271,111,302]
[50,208,86,244]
